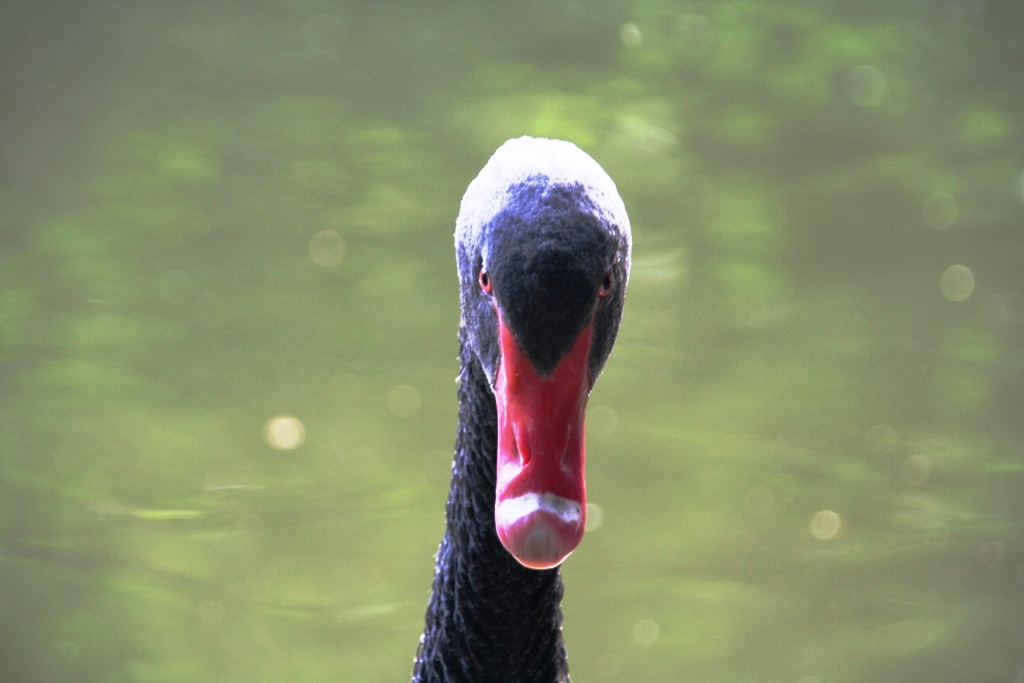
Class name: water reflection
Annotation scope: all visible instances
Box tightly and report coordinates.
[264,415,306,450]
[939,264,975,302]
[2,2,1023,683]
[809,510,842,541]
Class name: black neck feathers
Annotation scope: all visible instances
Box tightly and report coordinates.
[412,328,570,683]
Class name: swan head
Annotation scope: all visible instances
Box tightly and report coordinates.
[455,137,631,569]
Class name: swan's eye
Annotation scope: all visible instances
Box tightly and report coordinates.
[478,269,492,294]
[598,270,614,299]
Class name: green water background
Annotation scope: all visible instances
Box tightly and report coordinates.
[2,2,1023,681]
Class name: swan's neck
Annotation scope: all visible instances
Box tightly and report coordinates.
[412,328,570,683]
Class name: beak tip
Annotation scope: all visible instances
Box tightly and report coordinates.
[501,521,577,570]
[496,494,586,570]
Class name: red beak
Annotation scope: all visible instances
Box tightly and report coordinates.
[493,310,593,569]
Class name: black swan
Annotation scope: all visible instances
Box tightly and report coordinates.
[412,137,631,683]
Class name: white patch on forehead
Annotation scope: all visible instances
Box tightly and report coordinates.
[455,137,631,255]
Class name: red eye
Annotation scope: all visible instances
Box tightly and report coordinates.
[479,269,492,294]
[598,270,614,299]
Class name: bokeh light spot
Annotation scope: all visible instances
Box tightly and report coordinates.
[308,229,346,267]
[388,384,422,418]
[632,618,660,645]
[810,510,842,540]
[901,453,933,487]
[619,22,643,49]
[939,264,975,302]
[264,415,305,450]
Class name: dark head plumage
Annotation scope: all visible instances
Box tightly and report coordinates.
[455,137,631,383]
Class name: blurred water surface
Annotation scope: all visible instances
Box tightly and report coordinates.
[2,2,1024,682]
